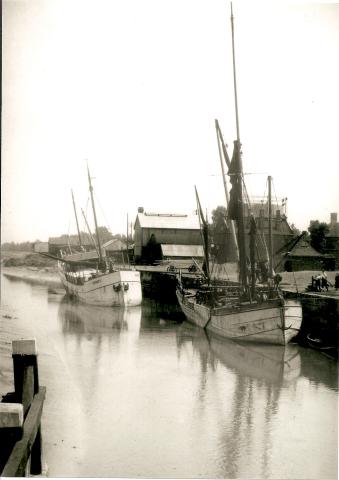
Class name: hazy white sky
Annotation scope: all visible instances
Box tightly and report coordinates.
[2,0,339,243]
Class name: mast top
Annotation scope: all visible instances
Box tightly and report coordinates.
[87,162,93,192]
[230,1,240,143]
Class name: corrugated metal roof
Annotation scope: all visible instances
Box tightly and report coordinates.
[137,213,200,230]
[161,244,204,257]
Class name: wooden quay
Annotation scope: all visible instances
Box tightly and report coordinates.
[0,339,46,477]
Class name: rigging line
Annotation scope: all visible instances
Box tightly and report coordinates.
[254,240,262,265]
[82,199,93,245]
[84,197,90,219]
[222,263,230,281]
[81,198,90,236]
[67,220,72,254]
[95,192,113,233]
[242,175,252,215]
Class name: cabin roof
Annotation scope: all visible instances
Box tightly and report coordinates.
[136,212,200,230]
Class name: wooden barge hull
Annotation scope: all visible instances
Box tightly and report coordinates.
[58,266,142,307]
[176,290,302,345]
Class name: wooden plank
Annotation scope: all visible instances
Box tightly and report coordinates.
[0,404,24,473]
[1,387,46,478]
[30,426,42,475]
[1,389,46,477]
[21,366,35,416]
[10,338,43,475]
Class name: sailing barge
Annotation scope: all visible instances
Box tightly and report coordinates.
[176,6,302,345]
[58,167,142,307]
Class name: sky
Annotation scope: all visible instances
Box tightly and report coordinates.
[2,0,339,243]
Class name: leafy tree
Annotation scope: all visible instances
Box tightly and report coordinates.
[1,241,34,251]
[308,221,329,253]
[211,206,227,229]
[290,223,301,236]
[96,226,114,243]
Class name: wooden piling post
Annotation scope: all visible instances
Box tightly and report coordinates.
[11,339,42,475]
[0,404,24,473]
[1,389,46,477]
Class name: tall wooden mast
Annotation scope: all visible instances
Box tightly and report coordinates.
[126,213,130,265]
[230,3,248,289]
[268,175,274,277]
[87,164,103,264]
[71,189,82,248]
[231,3,240,144]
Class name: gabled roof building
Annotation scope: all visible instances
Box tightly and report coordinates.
[275,233,333,272]
[134,208,202,263]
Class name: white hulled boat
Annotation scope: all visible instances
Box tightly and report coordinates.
[57,167,142,307]
[176,5,302,345]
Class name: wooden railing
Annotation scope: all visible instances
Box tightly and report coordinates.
[0,340,46,477]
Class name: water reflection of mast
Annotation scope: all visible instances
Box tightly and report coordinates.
[58,300,131,334]
[210,335,300,477]
[176,323,215,404]
[177,318,301,478]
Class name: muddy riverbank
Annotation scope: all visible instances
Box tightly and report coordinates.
[1,266,61,288]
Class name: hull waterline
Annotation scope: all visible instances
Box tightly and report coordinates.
[176,290,302,345]
[59,264,142,307]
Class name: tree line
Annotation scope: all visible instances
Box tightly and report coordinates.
[1,226,130,252]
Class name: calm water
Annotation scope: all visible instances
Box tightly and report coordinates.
[0,274,338,479]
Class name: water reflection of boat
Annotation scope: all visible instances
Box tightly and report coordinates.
[177,322,301,385]
[208,333,301,384]
[58,298,141,335]
[176,323,302,478]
